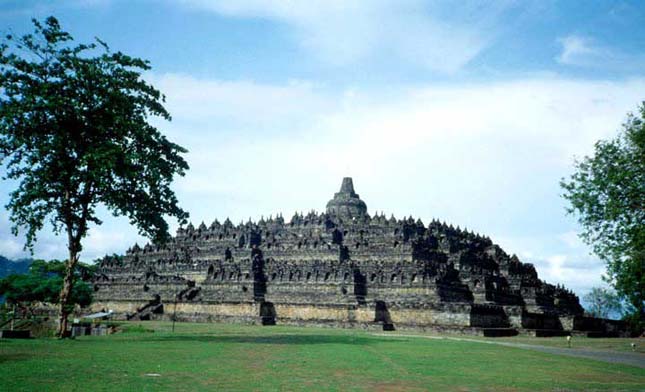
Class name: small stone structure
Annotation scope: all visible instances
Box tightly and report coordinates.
[93,178,623,336]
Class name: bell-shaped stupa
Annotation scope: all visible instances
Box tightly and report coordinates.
[325,177,368,219]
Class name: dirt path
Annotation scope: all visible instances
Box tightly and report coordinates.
[372,333,645,369]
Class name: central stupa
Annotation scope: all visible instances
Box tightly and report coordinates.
[325,177,368,219]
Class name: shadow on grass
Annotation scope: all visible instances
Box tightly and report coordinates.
[0,353,32,363]
[127,333,387,346]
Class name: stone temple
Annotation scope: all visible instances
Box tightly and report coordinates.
[93,178,624,336]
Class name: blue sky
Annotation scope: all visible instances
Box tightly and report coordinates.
[1,1,644,300]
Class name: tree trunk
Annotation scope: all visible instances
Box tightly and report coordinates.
[56,241,80,338]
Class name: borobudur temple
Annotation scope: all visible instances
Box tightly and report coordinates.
[93,178,625,336]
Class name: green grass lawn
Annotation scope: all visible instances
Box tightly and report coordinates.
[474,335,645,353]
[1,322,643,391]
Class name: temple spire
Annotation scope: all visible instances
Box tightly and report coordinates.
[339,177,357,196]
[326,177,367,219]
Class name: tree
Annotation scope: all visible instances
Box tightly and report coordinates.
[29,258,97,283]
[583,287,623,319]
[0,17,189,337]
[0,259,93,316]
[561,103,645,329]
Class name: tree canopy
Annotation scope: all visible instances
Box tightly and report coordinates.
[561,103,645,328]
[0,17,189,336]
[0,259,93,312]
[582,287,623,319]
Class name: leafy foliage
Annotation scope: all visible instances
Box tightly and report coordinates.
[0,17,189,335]
[583,287,623,319]
[29,258,96,281]
[561,103,645,327]
[0,259,92,310]
[0,16,189,249]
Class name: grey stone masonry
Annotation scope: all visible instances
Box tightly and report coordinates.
[326,177,368,219]
[93,178,626,335]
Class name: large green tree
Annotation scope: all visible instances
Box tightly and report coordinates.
[0,259,93,315]
[561,103,644,328]
[0,17,189,337]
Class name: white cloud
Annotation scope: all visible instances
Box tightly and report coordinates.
[541,254,605,292]
[0,237,23,259]
[152,74,643,301]
[0,209,145,262]
[557,35,598,65]
[558,230,584,249]
[556,34,645,71]
[2,71,642,298]
[148,73,336,132]
[173,0,515,73]
[494,231,606,293]
[160,75,644,226]
[80,225,145,260]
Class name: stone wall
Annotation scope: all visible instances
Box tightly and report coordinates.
[93,178,597,334]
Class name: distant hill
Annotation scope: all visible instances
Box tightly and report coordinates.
[0,255,33,278]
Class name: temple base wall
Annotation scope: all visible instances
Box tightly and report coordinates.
[91,299,476,330]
